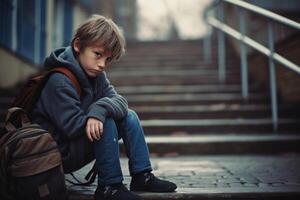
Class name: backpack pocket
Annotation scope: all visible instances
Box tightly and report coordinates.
[13,165,68,200]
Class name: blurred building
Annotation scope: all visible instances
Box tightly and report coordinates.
[0,0,137,89]
[136,0,212,41]
[95,0,137,40]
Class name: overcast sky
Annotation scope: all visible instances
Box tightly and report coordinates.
[137,0,213,40]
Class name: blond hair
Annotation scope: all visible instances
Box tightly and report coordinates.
[71,14,125,62]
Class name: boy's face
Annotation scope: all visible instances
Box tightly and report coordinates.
[74,40,112,78]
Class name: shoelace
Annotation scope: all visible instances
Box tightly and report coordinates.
[144,172,155,184]
[103,184,127,198]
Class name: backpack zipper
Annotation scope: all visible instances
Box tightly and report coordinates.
[7,128,49,146]
[8,129,56,160]
[13,145,59,161]
[5,125,46,146]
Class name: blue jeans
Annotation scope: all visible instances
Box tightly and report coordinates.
[93,109,152,186]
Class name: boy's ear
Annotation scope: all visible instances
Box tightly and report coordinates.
[73,38,81,53]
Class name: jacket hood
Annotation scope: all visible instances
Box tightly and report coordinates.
[44,46,93,89]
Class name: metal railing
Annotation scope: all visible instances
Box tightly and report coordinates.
[203,0,300,131]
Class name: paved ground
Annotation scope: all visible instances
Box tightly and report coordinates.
[67,154,300,199]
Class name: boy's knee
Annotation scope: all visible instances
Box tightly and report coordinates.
[104,118,117,128]
[103,118,118,136]
[126,109,139,124]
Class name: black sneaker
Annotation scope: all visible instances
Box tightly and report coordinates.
[95,183,142,200]
[130,172,177,193]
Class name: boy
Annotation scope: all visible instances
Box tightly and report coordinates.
[31,15,177,200]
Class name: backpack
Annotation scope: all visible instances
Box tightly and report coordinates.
[0,67,82,200]
[0,107,67,200]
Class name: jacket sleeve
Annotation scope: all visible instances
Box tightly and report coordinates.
[87,72,128,123]
[39,73,102,139]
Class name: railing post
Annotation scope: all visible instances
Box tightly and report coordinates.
[204,8,213,64]
[267,21,278,131]
[34,0,41,64]
[217,3,226,83]
[12,0,17,51]
[204,33,211,64]
[239,8,249,100]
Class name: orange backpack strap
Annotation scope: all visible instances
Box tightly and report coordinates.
[51,67,82,98]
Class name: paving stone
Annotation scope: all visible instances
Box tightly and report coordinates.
[243,183,259,187]
[258,183,273,187]
[215,183,231,188]
[254,175,286,183]
[271,183,286,187]
[237,175,260,184]
[228,182,245,187]
[217,178,241,184]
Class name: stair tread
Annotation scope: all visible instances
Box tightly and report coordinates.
[126,93,267,102]
[116,84,258,94]
[142,134,300,143]
[132,104,274,112]
[108,69,240,77]
[140,118,299,126]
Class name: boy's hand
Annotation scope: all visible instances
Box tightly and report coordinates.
[86,117,103,142]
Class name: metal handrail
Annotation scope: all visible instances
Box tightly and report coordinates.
[203,0,300,131]
[224,0,300,30]
[207,17,300,75]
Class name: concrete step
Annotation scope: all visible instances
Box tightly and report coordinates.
[0,93,267,108]
[119,54,206,60]
[1,118,298,136]
[126,93,268,106]
[116,84,253,95]
[140,118,300,135]
[124,47,231,54]
[67,155,300,200]
[125,43,222,51]
[124,41,214,52]
[131,104,299,120]
[108,69,240,77]
[119,134,300,155]
[116,55,237,63]
[112,61,239,68]
[110,75,242,85]
[107,61,240,72]
[123,45,233,52]
[1,96,264,121]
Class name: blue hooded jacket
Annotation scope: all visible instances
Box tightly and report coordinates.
[31,47,128,155]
